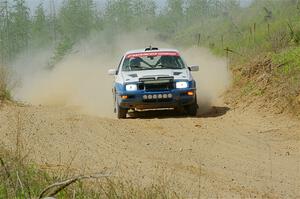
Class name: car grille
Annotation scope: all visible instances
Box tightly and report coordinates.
[138,76,174,91]
[139,82,174,91]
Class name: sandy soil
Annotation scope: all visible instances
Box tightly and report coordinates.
[0,102,299,198]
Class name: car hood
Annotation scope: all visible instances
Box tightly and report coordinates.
[121,69,190,83]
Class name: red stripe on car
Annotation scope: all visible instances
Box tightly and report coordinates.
[126,51,179,58]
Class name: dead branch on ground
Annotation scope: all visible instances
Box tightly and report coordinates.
[38,173,112,199]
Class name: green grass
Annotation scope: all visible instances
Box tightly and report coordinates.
[272,46,300,74]
[271,47,300,105]
[0,149,179,199]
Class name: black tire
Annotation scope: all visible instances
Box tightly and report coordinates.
[185,102,198,116]
[185,95,198,116]
[115,98,127,119]
[174,106,184,114]
[117,106,127,119]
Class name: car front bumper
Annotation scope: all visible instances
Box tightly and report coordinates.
[117,89,196,110]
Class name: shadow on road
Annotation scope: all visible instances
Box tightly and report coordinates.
[198,106,230,118]
[128,106,230,119]
[128,109,183,119]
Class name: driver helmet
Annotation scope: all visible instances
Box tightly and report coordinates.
[130,58,141,67]
[160,56,174,67]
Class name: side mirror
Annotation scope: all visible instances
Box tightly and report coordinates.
[189,65,199,72]
[108,69,117,75]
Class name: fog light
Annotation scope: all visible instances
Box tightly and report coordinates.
[168,94,173,98]
[163,94,168,99]
[148,95,153,99]
[143,95,148,100]
[121,95,128,99]
[158,94,163,99]
[187,91,194,96]
[153,95,157,99]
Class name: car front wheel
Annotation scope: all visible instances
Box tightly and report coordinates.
[185,96,198,116]
[185,103,198,116]
[115,98,127,119]
[117,106,127,119]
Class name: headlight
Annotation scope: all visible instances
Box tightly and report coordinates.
[176,81,188,89]
[125,84,137,91]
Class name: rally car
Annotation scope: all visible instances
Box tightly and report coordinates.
[108,47,199,119]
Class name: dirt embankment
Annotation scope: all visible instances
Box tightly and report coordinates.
[228,54,300,118]
[0,101,299,198]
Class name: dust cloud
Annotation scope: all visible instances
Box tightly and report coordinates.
[12,32,230,117]
[181,47,231,113]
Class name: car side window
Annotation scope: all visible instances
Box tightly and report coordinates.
[122,58,130,71]
[116,56,124,74]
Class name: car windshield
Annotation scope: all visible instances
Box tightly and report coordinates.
[122,52,186,71]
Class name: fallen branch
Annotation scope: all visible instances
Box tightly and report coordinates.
[38,173,112,199]
[276,61,291,68]
[16,171,25,197]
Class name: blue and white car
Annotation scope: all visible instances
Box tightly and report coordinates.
[108,47,199,119]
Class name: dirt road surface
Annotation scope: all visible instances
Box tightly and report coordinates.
[0,101,300,198]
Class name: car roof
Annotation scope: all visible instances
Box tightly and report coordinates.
[124,48,180,56]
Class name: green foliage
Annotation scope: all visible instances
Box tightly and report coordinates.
[272,46,300,74]
[104,0,134,31]
[49,37,74,67]
[10,0,31,54]
[0,66,11,101]
[165,0,184,30]
[31,3,51,47]
[0,0,30,63]
[103,0,156,32]
[186,0,209,19]
[58,0,96,41]
[131,0,156,26]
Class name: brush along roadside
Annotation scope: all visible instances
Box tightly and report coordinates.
[0,148,180,199]
[227,51,300,117]
[0,66,11,101]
